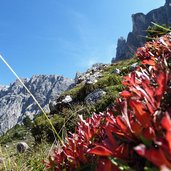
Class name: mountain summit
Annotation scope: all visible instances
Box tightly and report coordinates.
[112,0,171,62]
[166,0,171,5]
[0,75,73,134]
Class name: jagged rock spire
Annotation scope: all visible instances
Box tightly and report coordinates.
[166,0,171,5]
[0,75,74,134]
[114,0,171,62]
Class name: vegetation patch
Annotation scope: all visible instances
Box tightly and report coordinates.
[45,33,171,171]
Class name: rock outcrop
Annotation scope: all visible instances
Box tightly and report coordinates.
[50,95,73,114]
[16,142,29,153]
[0,75,73,134]
[74,63,108,85]
[112,0,171,62]
[85,89,106,105]
[50,63,110,114]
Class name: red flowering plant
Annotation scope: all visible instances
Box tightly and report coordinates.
[45,33,171,170]
[45,113,109,171]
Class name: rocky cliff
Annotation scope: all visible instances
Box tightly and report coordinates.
[112,0,171,62]
[0,75,73,134]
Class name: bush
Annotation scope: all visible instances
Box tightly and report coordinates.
[0,124,27,144]
[77,84,96,101]
[31,114,65,143]
[23,115,33,128]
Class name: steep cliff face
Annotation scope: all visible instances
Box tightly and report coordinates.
[112,0,171,62]
[0,75,73,134]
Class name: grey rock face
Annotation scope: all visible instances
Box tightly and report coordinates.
[49,101,58,114]
[0,75,73,134]
[74,63,108,85]
[86,76,98,85]
[74,72,82,84]
[85,89,106,105]
[113,37,128,63]
[113,0,171,61]
[0,85,9,91]
[166,0,171,5]
[50,95,73,114]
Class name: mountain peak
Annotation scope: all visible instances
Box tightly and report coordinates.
[166,0,171,5]
[0,74,74,134]
[113,0,171,61]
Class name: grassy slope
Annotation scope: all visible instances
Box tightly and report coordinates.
[0,56,139,170]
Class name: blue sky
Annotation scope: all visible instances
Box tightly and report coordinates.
[0,0,165,85]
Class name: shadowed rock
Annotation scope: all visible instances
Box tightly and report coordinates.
[85,89,106,105]
[113,0,171,62]
[16,142,29,153]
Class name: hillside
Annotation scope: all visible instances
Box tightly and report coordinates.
[0,1,170,171]
[0,57,138,170]
[1,29,170,170]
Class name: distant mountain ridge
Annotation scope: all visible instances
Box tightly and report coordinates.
[0,75,73,134]
[112,0,171,62]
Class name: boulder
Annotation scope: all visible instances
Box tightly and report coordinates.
[50,95,73,114]
[16,142,29,153]
[62,95,72,103]
[112,68,121,74]
[85,89,106,105]
[93,72,103,78]
[75,72,83,84]
[91,63,103,72]
[74,64,106,85]
[86,76,98,85]
[49,101,57,114]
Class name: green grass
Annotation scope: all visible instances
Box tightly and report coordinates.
[0,123,53,171]
[0,141,51,171]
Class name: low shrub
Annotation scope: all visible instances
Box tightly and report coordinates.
[77,84,96,101]
[31,114,65,143]
[23,115,33,129]
[94,74,122,89]
[0,124,27,144]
